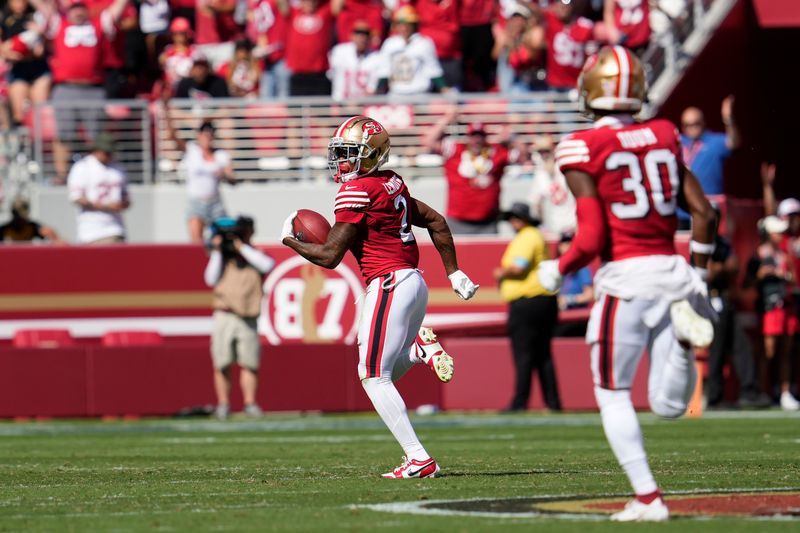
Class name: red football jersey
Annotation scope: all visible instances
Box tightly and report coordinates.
[457,0,495,25]
[161,44,196,88]
[417,0,461,60]
[443,141,509,222]
[85,0,135,69]
[335,0,383,45]
[556,116,682,262]
[246,0,287,64]
[196,0,242,44]
[49,17,107,84]
[285,3,334,73]
[614,0,651,49]
[334,170,420,284]
[544,11,594,90]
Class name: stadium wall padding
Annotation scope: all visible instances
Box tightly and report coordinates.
[0,339,655,417]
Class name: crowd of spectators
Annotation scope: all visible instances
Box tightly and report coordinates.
[0,0,668,130]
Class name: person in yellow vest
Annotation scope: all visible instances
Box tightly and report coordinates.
[204,215,275,420]
[494,202,561,411]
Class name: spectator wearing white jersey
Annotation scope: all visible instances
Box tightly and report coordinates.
[327,20,380,101]
[67,132,130,244]
[375,6,448,95]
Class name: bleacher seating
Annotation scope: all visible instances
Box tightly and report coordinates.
[101,331,164,347]
[12,329,75,348]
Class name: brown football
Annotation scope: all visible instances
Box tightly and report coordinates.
[293,209,331,244]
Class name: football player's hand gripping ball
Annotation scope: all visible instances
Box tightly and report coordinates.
[280,211,298,242]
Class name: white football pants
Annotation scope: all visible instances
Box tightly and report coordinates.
[358,269,430,461]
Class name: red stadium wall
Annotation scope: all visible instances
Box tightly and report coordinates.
[0,339,655,418]
[0,233,761,418]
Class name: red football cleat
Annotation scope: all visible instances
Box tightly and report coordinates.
[381,457,440,479]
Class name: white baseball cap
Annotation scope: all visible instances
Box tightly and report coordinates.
[777,198,800,218]
[760,215,789,234]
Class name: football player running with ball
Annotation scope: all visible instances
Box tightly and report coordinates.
[537,46,717,521]
[281,116,479,478]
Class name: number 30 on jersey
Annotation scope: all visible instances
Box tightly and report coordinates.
[608,149,680,220]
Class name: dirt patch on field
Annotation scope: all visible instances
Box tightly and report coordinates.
[426,491,800,518]
[585,492,800,517]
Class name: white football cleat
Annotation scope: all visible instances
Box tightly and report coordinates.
[415,327,454,383]
[381,456,440,479]
[780,391,800,411]
[670,300,714,348]
[610,498,670,522]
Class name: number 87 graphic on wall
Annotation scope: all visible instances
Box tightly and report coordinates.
[608,149,680,220]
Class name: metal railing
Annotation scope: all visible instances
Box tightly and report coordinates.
[28,99,153,184]
[156,93,588,184]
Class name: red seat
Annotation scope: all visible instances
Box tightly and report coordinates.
[101,330,164,347]
[13,329,75,348]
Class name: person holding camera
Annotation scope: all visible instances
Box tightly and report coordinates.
[204,216,275,420]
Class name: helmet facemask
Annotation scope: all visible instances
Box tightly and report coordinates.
[327,138,387,183]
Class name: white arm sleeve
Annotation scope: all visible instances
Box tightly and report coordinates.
[239,244,275,274]
[204,250,224,287]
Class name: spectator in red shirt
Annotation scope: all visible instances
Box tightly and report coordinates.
[159,16,196,91]
[40,0,130,183]
[277,0,343,96]
[216,38,260,98]
[195,0,242,68]
[335,0,382,48]
[415,0,461,89]
[424,109,510,234]
[458,0,496,92]
[530,0,596,91]
[85,0,139,98]
[246,0,289,98]
[602,0,650,54]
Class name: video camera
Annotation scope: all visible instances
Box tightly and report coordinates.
[210,215,254,254]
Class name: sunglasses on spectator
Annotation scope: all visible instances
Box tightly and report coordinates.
[353,29,371,36]
[682,121,703,128]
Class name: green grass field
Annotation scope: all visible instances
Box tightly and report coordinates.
[1,411,798,532]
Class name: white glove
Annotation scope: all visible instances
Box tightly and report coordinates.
[537,260,563,292]
[280,211,297,242]
[448,270,479,300]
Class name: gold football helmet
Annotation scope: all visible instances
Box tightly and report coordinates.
[578,45,646,116]
[328,116,390,182]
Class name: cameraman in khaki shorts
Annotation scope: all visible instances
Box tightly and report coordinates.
[204,216,275,420]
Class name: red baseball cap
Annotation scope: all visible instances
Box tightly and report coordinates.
[467,122,487,135]
[169,17,193,36]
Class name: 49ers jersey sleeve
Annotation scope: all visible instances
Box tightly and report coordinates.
[334,182,370,224]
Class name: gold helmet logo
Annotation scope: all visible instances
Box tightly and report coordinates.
[328,116,391,183]
[578,46,646,116]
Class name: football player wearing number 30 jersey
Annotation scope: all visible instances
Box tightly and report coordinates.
[537,46,717,522]
[281,116,479,479]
